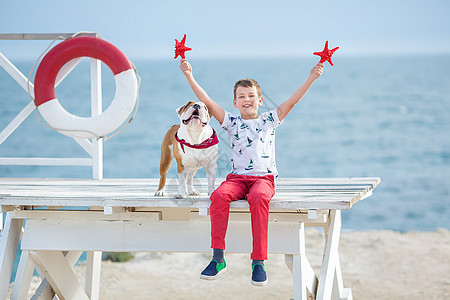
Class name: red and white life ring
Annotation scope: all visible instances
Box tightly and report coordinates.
[34,36,137,139]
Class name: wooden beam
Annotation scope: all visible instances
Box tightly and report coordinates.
[0,213,22,299]
[85,251,102,300]
[29,250,89,300]
[21,218,303,254]
[0,33,98,40]
[0,177,380,210]
[30,251,83,300]
[0,157,93,166]
[317,210,345,299]
[10,250,35,300]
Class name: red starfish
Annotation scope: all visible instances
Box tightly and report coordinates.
[174,34,192,59]
[313,41,339,66]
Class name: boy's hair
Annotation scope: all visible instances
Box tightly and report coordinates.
[233,79,261,99]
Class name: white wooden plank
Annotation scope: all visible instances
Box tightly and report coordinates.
[21,218,303,254]
[30,280,55,300]
[293,254,306,300]
[0,213,22,299]
[31,251,83,300]
[293,223,307,300]
[0,158,92,166]
[29,250,89,300]
[90,58,103,180]
[73,138,93,157]
[85,251,101,300]
[0,33,97,40]
[0,196,359,210]
[0,52,34,96]
[11,210,160,222]
[0,101,35,144]
[11,250,35,300]
[0,178,380,211]
[317,210,342,300]
[0,177,381,187]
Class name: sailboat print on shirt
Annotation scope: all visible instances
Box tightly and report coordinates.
[230,116,237,128]
[246,137,253,148]
[263,112,275,125]
[245,159,254,170]
[240,123,249,130]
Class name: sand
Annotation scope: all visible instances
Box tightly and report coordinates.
[8,228,450,300]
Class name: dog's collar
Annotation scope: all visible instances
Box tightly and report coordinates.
[175,129,219,153]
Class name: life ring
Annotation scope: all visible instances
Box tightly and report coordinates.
[34,36,138,139]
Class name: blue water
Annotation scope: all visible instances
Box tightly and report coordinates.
[1,55,450,232]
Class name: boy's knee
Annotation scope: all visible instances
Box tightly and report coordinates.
[211,189,233,203]
[247,191,272,205]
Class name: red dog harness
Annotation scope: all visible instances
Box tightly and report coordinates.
[175,129,219,153]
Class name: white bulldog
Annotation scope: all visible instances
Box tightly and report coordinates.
[155,101,218,198]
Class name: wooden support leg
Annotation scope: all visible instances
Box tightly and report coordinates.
[0,213,22,300]
[332,256,353,300]
[85,251,102,300]
[285,223,318,300]
[10,250,35,300]
[30,277,55,300]
[29,250,89,300]
[316,210,352,300]
[30,251,83,300]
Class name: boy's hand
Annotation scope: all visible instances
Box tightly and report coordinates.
[310,63,324,80]
[180,59,192,76]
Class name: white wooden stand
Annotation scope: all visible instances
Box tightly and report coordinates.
[0,177,379,300]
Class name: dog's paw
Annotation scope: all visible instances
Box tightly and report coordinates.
[188,188,200,196]
[154,190,165,196]
[174,193,185,199]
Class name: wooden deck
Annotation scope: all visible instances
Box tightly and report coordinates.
[0,177,380,300]
[0,177,380,210]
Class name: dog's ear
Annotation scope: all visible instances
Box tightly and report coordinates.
[176,104,185,116]
[176,101,196,116]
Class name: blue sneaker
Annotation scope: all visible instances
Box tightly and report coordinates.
[251,264,268,286]
[200,260,226,280]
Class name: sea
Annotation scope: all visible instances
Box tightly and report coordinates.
[1,55,449,233]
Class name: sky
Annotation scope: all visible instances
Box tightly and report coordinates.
[0,0,450,60]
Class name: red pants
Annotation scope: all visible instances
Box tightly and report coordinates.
[210,173,275,260]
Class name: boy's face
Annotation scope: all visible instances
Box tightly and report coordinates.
[233,86,263,119]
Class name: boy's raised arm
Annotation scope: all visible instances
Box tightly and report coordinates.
[180,59,225,124]
[276,63,324,121]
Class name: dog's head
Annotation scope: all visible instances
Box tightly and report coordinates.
[177,101,210,128]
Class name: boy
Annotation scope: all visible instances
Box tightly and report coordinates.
[180,58,323,286]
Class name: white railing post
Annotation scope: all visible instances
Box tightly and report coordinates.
[90,58,103,180]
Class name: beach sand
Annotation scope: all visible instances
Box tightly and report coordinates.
[8,228,450,300]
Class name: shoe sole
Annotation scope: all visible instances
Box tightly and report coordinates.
[251,279,268,286]
[200,266,227,280]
